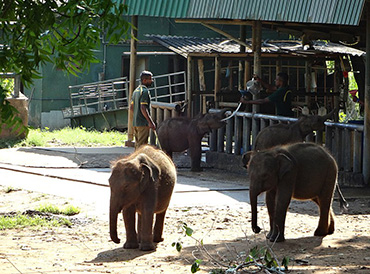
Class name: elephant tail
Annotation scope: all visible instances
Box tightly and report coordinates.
[336,182,349,213]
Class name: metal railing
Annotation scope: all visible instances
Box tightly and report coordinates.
[208,109,364,181]
[63,71,187,118]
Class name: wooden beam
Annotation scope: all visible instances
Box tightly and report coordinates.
[201,23,253,50]
[126,15,138,145]
[363,3,370,185]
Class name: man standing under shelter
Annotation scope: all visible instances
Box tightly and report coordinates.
[130,70,156,150]
[241,72,293,117]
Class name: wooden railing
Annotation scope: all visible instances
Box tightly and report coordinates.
[208,109,364,185]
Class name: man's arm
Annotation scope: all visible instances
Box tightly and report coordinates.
[254,75,276,92]
[240,97,270,105]
[140,104,156,130]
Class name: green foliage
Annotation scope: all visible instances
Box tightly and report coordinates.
[36,203,81,216]
[0,78,14,96]
[0,214,71,230]
[0,126,127,148]
[191,259,202,273]
[0,0,130,134]
[173,222,290,273]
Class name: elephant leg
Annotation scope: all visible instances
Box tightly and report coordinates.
[270,189,292,242]
[189,138,202,172]
[139,207,155,251]
[153,210,166,243]
[314,196,334,236]
[123,205,139,249]
[265,189,277,239]
[328,210,335,235]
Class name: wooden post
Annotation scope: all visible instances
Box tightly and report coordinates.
[187,56,193,117]
[198,59,206,92]
[126,15,138,147]
[305,60,312,108]
[333,59,341,122]
[363,3,370,185]
[214,56,221,108]
[239,25,246,90]
[252,21,262,147]
[276,59,282,74]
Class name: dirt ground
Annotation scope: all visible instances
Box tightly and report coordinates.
[0,187,369,274]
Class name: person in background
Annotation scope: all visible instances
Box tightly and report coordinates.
[240,72,293,117]
[130,70,156,150]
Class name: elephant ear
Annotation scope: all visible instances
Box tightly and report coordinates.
[241,151,254,169]
[277,153,294,180]
[140,160,160,192]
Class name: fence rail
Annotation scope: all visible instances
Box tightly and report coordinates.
[208,109,364,184]
[63,71,186,118]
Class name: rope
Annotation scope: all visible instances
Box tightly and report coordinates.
[153,129,162,150]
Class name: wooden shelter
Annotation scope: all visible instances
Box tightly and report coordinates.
[124,0,369,186]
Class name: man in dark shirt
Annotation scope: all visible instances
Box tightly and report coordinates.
[241,72,293,117]
[130,70,156,150]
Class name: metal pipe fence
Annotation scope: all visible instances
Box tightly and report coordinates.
[208,109,364,177]
[63,71,186,118]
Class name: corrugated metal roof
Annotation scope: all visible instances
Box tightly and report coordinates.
[124,0,365,26]
[187,0,365,25]
[124,0,190,18]
[148,35,365,58]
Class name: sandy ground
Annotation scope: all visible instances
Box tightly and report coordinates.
[0,186,369,274]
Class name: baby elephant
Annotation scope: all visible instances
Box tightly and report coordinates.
[109,145,176,251]
[243,143,340,242]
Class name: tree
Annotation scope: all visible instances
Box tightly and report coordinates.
[0,0,130,135]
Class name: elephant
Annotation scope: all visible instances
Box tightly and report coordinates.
[109,145,176,251]
[242,142,346,242]
[156,109,228,171]
[254,109,336,151]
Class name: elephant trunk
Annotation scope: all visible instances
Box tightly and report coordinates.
[250,189,261,234]
[218,108,230,118]
[109,196,121,244]
[322,108,336,121]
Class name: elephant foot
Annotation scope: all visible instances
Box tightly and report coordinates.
[266,231,272,239]
[123,241,139,249]
[269,234,285,242]
[191,167,203,172]
[314,228,329,237]
[153,236,164,243]
[140,242,155,251]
